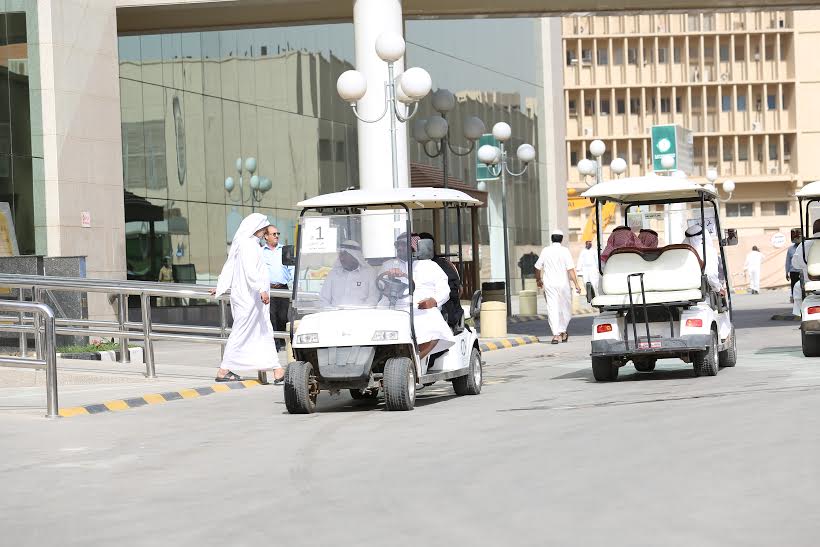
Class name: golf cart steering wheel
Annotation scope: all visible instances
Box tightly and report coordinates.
[376,271,411,308]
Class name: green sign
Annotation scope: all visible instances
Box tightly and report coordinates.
[651,125,693,174]
[476,134,500,181]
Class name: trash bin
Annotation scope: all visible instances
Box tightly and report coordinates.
[519,289,537,316]
[481,281,506,303]
[480,301,507,338]
[523,278,538,292]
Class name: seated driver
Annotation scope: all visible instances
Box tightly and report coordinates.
[319,240,378,308]
[380,233,454,359]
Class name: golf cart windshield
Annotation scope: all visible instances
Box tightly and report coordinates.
[293,210,413,315]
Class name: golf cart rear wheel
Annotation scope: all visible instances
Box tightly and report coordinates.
[802,330,820,357]
[383,357,415,411]
[693,329,719,377]
[719,330,737,367]
[592,356,619,382]
[284,361,318,414]
[349,388,379,401]
[453,348,482,396]
[633,358,656,373]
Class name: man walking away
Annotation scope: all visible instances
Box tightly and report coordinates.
[575,239,599,297]
[262,225,293,361]
[535,229,582,344]
[744,245,764,295]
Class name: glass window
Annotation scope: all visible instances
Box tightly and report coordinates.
[629,97,641,113]
[617,99,626,114]
[721,95,732,112]
[570,151,578,165]
[738,142,749,161]
[673,47,681,63]
[597,47,608,65]
[642,48,654,64]
[584,99,595,116]
[689,45,699,61]
[767,94,776,110]
[704,47,714,59]
[600,98,610,115]
[761,202,790,216]
[660,97,670,113]
[735,44,745,61]
[581,49,592,64]
[658,47,667,64]
[614,48,623,65]
[676,97,682,113]
[568,99,577,115]
[737,95,747,112]
[627,48,637,64]
[769,142,778,161]
[566,48,577,66]
[723,145,734,162]
[719,45,730,62]
[782,94,789,109]
[688,14,700,31]
[725,203,754,217]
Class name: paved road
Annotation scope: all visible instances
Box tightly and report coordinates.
[2,292,818,546]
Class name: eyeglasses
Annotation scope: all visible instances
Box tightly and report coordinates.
[268,232,280,236]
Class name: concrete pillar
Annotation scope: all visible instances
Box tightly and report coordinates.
[353,0,409,191]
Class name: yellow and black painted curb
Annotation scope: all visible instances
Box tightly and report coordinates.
[508,315,547,324]
[58,379,263,418]
[480,335,539,352]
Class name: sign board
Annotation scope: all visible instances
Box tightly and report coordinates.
[651,125,693,174]
[301,217,337,254]
[686,210,717,237]
[81,211,91,228]
[476,134,500,182]
[771,232,786,248]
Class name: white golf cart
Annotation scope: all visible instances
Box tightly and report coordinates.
[795,181,820,356]
[284,187,483,413]
[581,175,738,381]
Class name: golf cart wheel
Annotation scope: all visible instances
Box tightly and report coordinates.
[633,358,656,373]
[693,329,719,377]
[453,348,483,396]
[718,330,737,367]
[349,388,379,401]
[284,361,318,414]
[383,357,415,411]
[801,330,820,357]
[591,356,619,382]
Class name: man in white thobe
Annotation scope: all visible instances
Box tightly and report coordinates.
[576,239,600,296]
[744,246,764,295]
[682,224,723,294]
[791,220,820,316]
[535,230,582,344]
[320,240,379,308]
[212,213,281,382]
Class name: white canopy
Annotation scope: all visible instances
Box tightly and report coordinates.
[581,174,717,203]
[796,180,820,198]
[297,187,481,210]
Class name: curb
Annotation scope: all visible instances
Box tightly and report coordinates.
[771,313,801,321]
[58,379,263,417]
[480,335,539,352]
[58,347,144,363]
[508,315,547,324]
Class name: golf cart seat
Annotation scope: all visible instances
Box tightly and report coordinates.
[591,245,705,307]
[804,242,820,292]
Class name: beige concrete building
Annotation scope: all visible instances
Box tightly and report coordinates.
[562,10,820,289]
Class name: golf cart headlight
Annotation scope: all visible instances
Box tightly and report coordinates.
[296,333,319,344]
[372,330,399,341]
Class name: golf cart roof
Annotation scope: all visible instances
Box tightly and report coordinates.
[297,187,482,210]
[581,174,717,203]
[796,180,820,198]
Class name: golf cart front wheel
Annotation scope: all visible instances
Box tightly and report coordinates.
[383,357,415,411]
[284,361,318,414]
[453,348,482,395]
[802,330,820,357]
[592,356,619,382]
[693,329,719,377]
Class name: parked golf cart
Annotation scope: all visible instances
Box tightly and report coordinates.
[581,174,738,381]
[284,187,483,413]
[795,181,820,356]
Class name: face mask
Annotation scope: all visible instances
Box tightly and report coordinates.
[340,252,359,271]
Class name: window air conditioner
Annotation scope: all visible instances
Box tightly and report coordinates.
[579,26,585,34]
[720,73,729,82]
[770,167,778,174]
[583,127,593,136]
[751,121,762,131]
[784,153,791,161]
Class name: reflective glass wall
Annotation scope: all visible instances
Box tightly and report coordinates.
[118,18,547,290]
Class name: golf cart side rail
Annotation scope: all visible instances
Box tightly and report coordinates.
[291,202,418,352]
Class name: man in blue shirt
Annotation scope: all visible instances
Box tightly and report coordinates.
[262,225,293,354]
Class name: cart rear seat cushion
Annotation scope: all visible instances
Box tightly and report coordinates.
[807,241,820,278]
[805,280,820,292]
[592,245,704,307]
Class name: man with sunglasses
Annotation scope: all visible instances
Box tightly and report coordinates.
[262,225,293,373]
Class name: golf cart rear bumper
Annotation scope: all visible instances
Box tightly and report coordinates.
[591,335,711,359]
[802,319,820,334]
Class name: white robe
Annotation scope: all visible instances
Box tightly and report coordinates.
[535,243,574,335]
[744,250,763,291]
[216,214,281,373]
[576,247,600,294]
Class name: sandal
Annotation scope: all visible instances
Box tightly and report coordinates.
[215,371,242,382]
[561,333,569,343]
[551,337,560,345]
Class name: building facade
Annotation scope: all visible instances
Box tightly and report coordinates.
[561,10,820,289]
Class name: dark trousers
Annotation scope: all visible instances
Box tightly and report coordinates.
[790,271,801,292]
[269,295,289,351]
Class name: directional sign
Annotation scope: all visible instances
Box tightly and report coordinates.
[652,125,693,174]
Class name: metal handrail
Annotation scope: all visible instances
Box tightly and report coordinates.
[0,300,58,417]
[0,274,291,380]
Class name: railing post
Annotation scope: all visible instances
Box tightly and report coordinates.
[140,293,156,378]
[33,287,43,360]
[219,298,227,359]
[42,308,59,418]
[118,293,130,363]
[18,288,27,358]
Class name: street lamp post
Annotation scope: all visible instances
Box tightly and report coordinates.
[576,140,627,248]
[705,168,736,201]
[477,122,536,317]
[413,89,485,263]
[336,32,432,189]
[224,156,272,211]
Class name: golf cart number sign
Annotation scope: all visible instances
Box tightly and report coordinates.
[301,218,337,254]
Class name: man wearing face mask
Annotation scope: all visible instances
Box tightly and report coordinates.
[319,240,378,308]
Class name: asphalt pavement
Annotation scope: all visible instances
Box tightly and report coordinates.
[1,290,818,546]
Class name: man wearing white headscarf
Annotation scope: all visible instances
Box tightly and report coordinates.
[319,240,379,308]
[212,213,281,382]
[682,224,723,294]
[791,220,820,316]
[535,229,582,344]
